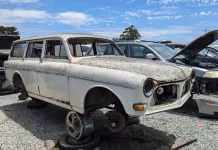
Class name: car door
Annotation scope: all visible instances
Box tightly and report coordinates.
[19,40,43,95]
[37,39,69,102]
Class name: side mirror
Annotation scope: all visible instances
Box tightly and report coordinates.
[146,53,156,60]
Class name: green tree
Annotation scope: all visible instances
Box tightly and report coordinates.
[0,25,19,35]
[119,25,141,40]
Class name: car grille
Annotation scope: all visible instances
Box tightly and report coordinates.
[153,84,178,106]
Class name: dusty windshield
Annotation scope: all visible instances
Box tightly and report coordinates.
[68,38,123,57]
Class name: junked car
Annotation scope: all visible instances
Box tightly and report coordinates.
[5,34,194,142]
[100,30,218,118]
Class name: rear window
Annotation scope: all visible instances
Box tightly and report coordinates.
[10,43,27,57]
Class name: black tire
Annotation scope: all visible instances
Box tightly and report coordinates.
[27,98,48,109]
[59,133,100,150]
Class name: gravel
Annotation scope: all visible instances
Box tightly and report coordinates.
[0,94,217,150]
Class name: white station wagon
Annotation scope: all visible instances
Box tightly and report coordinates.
[4,34,195,140]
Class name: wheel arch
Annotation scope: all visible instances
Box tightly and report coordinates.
[12,71,25,88]
[83,85,127,114]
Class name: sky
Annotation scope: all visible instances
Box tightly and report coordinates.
[0,0,218,44]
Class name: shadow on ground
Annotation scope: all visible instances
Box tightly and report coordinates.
[169,99,200,118]
[0,101,176,150]
[99,124,176,150]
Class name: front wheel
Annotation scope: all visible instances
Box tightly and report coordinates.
[104,111,126,132]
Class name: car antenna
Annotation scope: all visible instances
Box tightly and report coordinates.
[203,27,209,33]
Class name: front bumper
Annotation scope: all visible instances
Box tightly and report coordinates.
[129,79,193,117]
[144,92,191,115]
[195,94,218,119]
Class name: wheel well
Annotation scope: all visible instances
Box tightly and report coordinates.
[12,73,23,88]
[84,87,125,114]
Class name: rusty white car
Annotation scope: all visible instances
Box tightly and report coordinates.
[4,34,195,141]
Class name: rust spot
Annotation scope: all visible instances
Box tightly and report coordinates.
[29,92,72,107]
[56,99,71,105]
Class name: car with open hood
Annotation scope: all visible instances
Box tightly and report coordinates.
[4,34,194,140]
[96,30,217,96]
[99,30,218,118]
[170,30,218,95]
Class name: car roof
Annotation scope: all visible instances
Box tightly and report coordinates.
[166,43,186,46]
[115,41,162,46]
[14,34,109,43]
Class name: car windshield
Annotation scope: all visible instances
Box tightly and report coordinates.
[149,44,177,60]
[68,38,123,57]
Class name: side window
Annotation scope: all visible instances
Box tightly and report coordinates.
[45,40,67,59]
[26,41,43,58]
[129,44,153,58]
[117,44,128,56]
[10,43,27,57]
[68,40,122,57]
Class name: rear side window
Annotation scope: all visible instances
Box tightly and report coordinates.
[10,43,27,57]
[26,41,43,58]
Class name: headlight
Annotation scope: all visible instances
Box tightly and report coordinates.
[143,78,154,97]
[190,71,195,83]
[203,71,218,78]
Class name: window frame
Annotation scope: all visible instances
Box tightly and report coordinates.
[25,40,44,59]
[43,38,69,62]
[67,38,124,57]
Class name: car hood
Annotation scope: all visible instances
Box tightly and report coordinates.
[170,30,218,61]
[76,56,193,83]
